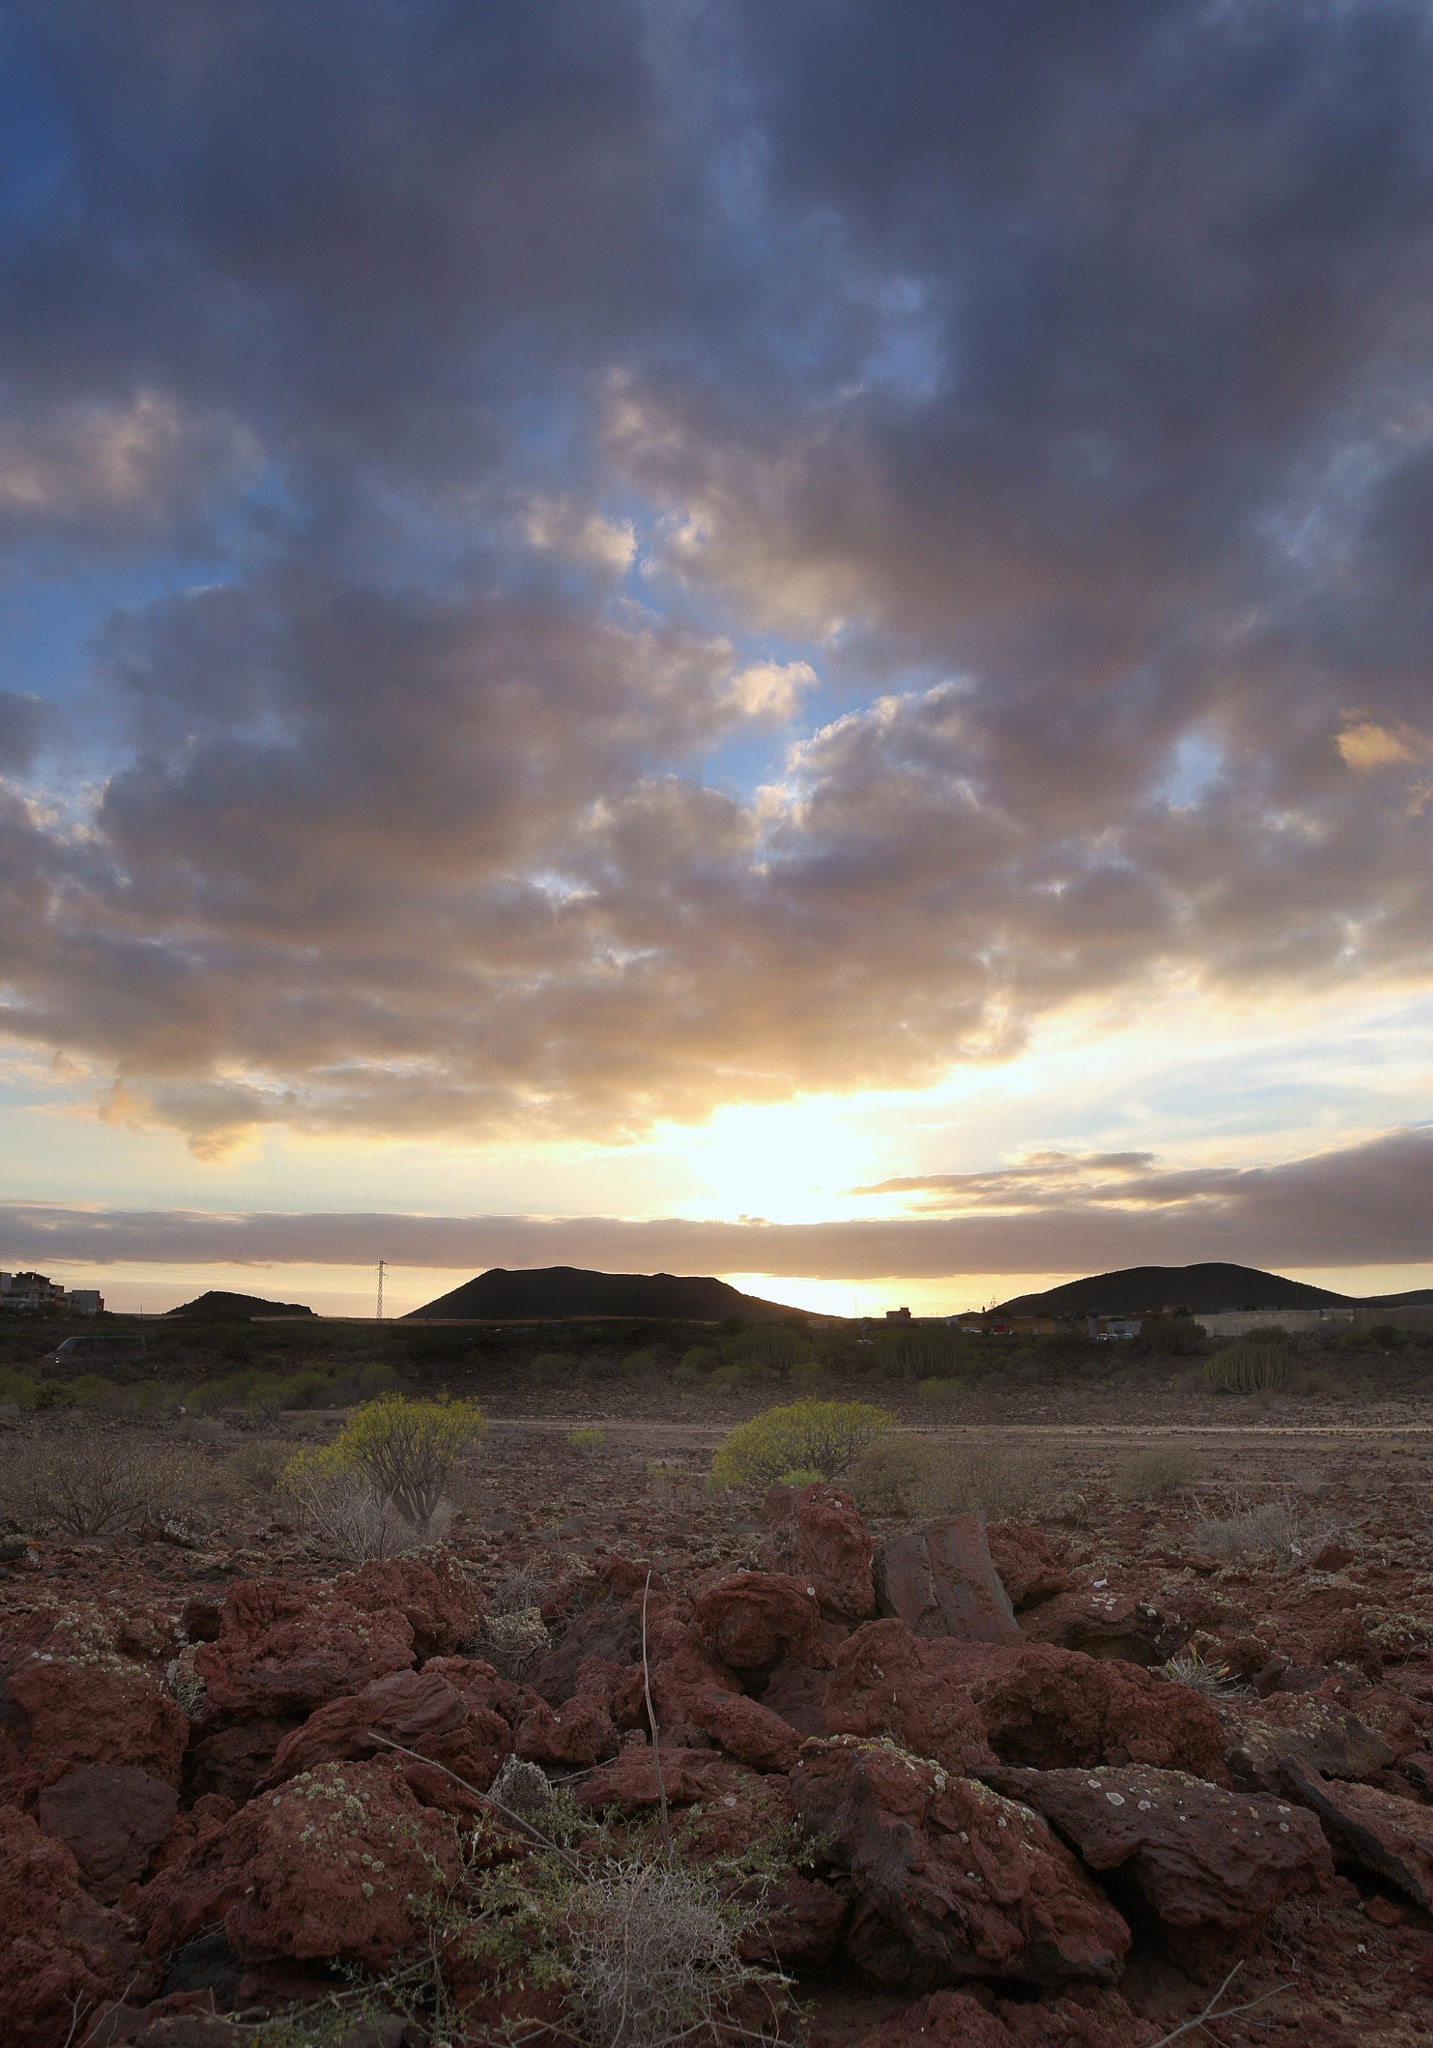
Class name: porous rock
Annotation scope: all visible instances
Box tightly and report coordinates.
[689,1571,827,1676]
[792,1737,1131,1991]
[37,1763,180,1901]
[514,1655,623,1767]
[852,1984,1157,2048]
[986,1523,1077,1612]
[761,1483,877,1622]
[1283,1760,1433,1909]
[137,1757,461,1967]
[983,1764,1332,1967]
[1222,1693,1394,1794]
[874,1517,1024,1644]
[1017,1582,1183,1666]
[740,1871,849,1969]
[265,1657,513,1787]
[193,1579,415,1718]
[340,1554,482,1657]
[825,1623,1228,1782]
[0,1803,155,2048]
[2,1650,188,1800]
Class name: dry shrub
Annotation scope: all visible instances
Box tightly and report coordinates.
[0,1427,202,1536]
[283,1465,445,1565]
[1190,1494,1309,1563]
[564,1862,753,2048]
[845,1431,1059,1521]
[1113,1445,1203,1501]
[216,1436,292,1502]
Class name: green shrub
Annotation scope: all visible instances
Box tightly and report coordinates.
[723,1324,813,1370]
[1366,1324,1404,1349]
[131,1382,184,1419]
[875,1325,969,1380]
[679,1346,718,1376]
[710,1361,756,1389]
[185,1378,231,1416]
[1113,1445,1202,1500]
[918,1376,962,1404]
[282,1368,334,1407]
[620,1348,662,1376]
[711,1400,895,1489]
[0,1368,37,1409]
[567,1425,606,1448]
[283,1391,485,1528]
[1139,1317,1206,1356]
[787,1359,827,1393]
[66,1374,128,1413]
[776,1467,826,1488]
[530,1351,577,1385]
[1205,1344,1291,1395]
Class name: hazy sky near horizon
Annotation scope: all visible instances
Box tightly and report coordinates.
[4,2,1433,1315]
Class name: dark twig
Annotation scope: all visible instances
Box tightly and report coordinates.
[641,1568,673,1866]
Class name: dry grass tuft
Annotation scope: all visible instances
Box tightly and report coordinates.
[845,1430,1061,1522]
[0,1426,203,1537]
[1113,1445,1203,1501]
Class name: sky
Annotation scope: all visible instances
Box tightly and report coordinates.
[3,1,1433,1317]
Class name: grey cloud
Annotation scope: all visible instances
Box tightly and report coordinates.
[3,1123,1431,1278]
[1,6,1432,1143]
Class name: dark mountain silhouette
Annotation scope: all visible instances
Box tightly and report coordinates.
[407,1265,797,1322]
[166,1289,314,1318]
[993,1262,1354,1318]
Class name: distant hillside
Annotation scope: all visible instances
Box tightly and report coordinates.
[166,1289,315,1318]
[993,1262,1354,1318]
[407,1265,797,1322]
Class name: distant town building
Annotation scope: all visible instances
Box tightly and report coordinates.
[67,1290,104,1316]
[885,1306,912,1321]
[0,1270,67,1311]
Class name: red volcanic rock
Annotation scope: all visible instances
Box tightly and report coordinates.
[1283,1761,1433,1909]
[1223,1694,1394,1794]
[853,1985,1157,2048]
[194,1578,415,1718]
[37,1765,180,1901]
[527,1558,669,1706]
[3,1649,188,1800]
[689,1572,827,1676]
[792,1738,1130,1991]
[610,1611,744,1731]
[742,1872,849,1969]
[138,1758,461,1967]
[874,1518,1024,1644]
[515,1656,622,1768]
[762,1484,877,1622]
[825,1625,1226,1782]
[578,1746,769,1812]
[340,1554,482,1657]
[1017,1582,1182,1667]
[684,1688,803,1772]
[0,1804,155,2048]
[189,1719,300,1805]
[266,1657,513,1788]
[985,1523,1076,1612]
[760,1655,831,1736]
[823,1619,998,1775]
[984,1764,1332,1968]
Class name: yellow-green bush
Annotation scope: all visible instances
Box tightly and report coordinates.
[283,1391,485,1528]
[711,1400,895,1489]
[0,1368,38,1409]
[1205,1344,1291,1395]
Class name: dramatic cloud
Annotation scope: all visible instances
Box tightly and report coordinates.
[2,4,1433,1149]
[4,1124,1430,1280]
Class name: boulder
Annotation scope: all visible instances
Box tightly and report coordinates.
[189,1719,301,1805]
[265,1658,513,1788]
[683,1688,803,1772]
[138,1758,461,1967]
[689,1572,827,1678]
[983,1764,1331,1968]
[194,1579,415,1719]
[526,1557,667,1706]
[340,1555,482,1657]
[825,1624,1228,1782]
[986,1523,1076,1613]
[823,1619,997,1775]
[761,1484,877,1622]
[740,1871,849,1969]
[852,1985,1157,2048]
[577,1746,770,1814]
[2,1651,188,1800]
[1017,1583,1183,1667]
[1283,1760,1433,1910]
[760,1655,831,1737]
[1222,1694,1394,1795]
[792,1737,1130,1991]
[514,1656,623,1768]
[37,1765,180,1901]
[0,1804,155,2048]
[874,1518,1023,1644]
